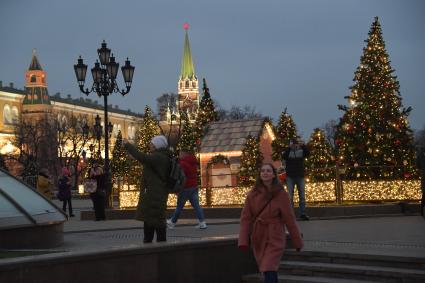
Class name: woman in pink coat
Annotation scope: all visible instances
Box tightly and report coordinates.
[238,163,303,283]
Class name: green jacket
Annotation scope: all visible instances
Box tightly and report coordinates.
[125,143,171,227]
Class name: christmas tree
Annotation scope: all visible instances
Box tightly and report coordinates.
[128,106,161,185]
[305,128,335,181]
[239,135,263,187]
[136,106,161,152]
[110,130,129,180]
[177,111,197,154]
[336,17,416,179]
[193,78,219,144]
[272,108,298,160]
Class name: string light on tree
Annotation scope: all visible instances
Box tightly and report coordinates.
[128,106,160,186]
[239,135,263,186]
[272,108,298,161]
[336,16,416,180]
[305,128,335,182]
[110,130,130,181]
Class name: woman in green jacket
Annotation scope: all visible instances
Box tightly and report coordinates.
[124,135,171,243]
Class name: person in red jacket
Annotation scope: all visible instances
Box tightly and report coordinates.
[167,150,207,229]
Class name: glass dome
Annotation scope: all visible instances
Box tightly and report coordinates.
[0,168,67,248]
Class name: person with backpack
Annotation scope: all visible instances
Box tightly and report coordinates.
[167,149,207,229]
[123,135,172,243]
[58,167,74,217]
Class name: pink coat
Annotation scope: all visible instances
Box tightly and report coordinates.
[238,183,303,272]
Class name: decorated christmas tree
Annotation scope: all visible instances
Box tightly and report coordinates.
[272,108,298,160]
[336,17,416,179]
[177,112,197,153]
[305,128,335,181]
[110,130,129,180]
[136,106,161,152]
[193,78,219,144]
[128,106,161,185]
[239,135,263,187]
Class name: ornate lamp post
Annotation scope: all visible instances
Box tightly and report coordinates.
[74,41,135,208]
[94,114,103,159]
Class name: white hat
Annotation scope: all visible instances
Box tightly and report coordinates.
[151,135,168,149]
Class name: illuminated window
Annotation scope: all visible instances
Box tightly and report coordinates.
[3,104,12,124]
[11,106,19,124]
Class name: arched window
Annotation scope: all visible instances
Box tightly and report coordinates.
[185,80,189,88]
[128,125,136,140]
[113,124,120,137]
[30,75,36,83]
[11,106,19,124]
[61,116,68,130]
[3,104,12,124]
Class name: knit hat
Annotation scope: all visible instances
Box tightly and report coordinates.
[151,135,168,149]
[62,167,70,176]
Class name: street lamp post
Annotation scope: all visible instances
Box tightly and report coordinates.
[74,41,135,209]
[94,114,103,159]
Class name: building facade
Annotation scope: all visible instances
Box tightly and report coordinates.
[0,51,141,167]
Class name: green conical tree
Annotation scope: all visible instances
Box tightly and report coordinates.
[128,106,161,185]
[110,130,129,180]
[177,112,197,154]
[239,135,263,187]
[305,128,335,181]
[272,108,298,160]
[193,78,219,144]
[336,17,416,179]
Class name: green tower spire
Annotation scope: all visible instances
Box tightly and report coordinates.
[180,24,196,80]
[29,49,43,71]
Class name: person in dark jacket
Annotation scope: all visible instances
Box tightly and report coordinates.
[282,138,310,220]
[167,150,207,229]
[417,146,425,216]
[124,135,171,243]
[89,163,106,221]
[58,167,74,217]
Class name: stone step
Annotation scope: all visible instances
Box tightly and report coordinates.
[80,203,421,220]
[279,261,425,282]
[283,250,425,270]
[242,273,381,283]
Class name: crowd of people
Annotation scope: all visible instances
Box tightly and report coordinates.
[32,133,424,283]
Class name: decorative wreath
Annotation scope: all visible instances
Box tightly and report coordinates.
[207,154,230,169]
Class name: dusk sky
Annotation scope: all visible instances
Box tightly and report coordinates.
[1,0,424,139]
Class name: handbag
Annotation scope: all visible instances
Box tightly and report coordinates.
[83,179,97,193]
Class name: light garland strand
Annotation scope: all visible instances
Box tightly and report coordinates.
[119,180,421,208]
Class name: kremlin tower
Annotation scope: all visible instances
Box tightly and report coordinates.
[167,23,199,122]
[22,49,52,117]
